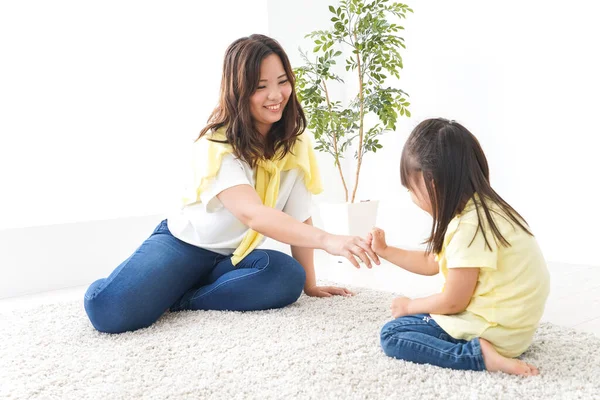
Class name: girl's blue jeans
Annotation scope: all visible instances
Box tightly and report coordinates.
[84,220,306,333]
[380,314,486,371]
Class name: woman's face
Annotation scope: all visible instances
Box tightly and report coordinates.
[249,54,292,136]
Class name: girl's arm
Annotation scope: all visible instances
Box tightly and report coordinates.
[368,228,438,275]
[369,227,478,316]
[217,184,380,268]
[291,218,353,297]
[392,267,479,317]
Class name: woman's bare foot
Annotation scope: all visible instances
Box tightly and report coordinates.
[480,338,539,376]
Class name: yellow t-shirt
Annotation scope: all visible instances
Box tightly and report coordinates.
[431,198,550,357]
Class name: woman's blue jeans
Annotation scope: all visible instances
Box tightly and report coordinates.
[380,314,486,371]
[84,220,306,333]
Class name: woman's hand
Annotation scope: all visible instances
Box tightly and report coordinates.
[304,285,354,297]
[391,296,411,318]
[322,234,380,268]
[366,227,388,256]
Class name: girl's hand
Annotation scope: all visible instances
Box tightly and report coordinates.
[305,285,354,298]
[367,227,388,255]
[391,296,411,318]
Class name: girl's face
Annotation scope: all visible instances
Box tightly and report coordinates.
[408,172,433,216]
[249,54,292,136]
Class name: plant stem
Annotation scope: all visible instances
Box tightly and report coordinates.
[322,79,349,202]
[351,30,364,203]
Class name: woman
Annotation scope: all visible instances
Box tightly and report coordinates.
[84,34,379,334]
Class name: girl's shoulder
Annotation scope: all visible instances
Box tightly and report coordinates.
[450,198,482,231]
[448,196,527,246]
[447,197,498,238]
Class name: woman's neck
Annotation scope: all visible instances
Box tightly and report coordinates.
[255,122,272,137]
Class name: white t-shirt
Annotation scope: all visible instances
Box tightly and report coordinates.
[167,153,313,255]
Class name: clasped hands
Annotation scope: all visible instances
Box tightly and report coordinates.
[323,226,387,269]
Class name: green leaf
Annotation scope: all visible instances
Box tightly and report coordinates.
[296,0,412,181]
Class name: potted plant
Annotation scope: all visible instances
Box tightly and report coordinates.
[295,0,413,237]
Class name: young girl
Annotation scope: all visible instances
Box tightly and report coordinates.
[369,118,550,376]
[84,34,379,334]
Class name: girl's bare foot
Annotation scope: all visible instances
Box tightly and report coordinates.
[480,338,539,376]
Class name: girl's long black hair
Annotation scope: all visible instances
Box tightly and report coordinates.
[400,118,532,254]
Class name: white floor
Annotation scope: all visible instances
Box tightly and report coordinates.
[1,252,599,337]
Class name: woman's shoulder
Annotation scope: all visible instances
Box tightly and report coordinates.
[285,131,323,194]
[294,131,314,148]
[192,128,233,156]
[194,127,229,145]
[189,132,251,176]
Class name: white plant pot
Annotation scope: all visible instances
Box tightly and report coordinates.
[318,200,379,238]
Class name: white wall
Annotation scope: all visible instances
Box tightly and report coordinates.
[1,0,599,299]
[0,1,270,298]
[268,0,600,267]
[0,0,269,230]
[0,215,163,298]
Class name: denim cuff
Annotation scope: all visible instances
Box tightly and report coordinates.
[471,337,487,371]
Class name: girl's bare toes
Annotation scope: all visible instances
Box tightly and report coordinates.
[516,360,538,376]
[527,363,539,376]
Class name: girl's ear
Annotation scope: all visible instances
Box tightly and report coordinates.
[421,170,435,188]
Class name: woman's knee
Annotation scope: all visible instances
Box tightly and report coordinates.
[260,250,306,285]
[260,250,306,305]
[84,280,154,334]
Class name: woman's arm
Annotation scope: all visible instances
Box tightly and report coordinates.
[217,184,380,268]
[291,218,353,297]
[391,267,480,317]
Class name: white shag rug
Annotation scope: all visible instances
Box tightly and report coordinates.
[1,284,599,400]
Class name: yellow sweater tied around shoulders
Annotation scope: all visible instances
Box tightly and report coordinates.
[182,127,323,265]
